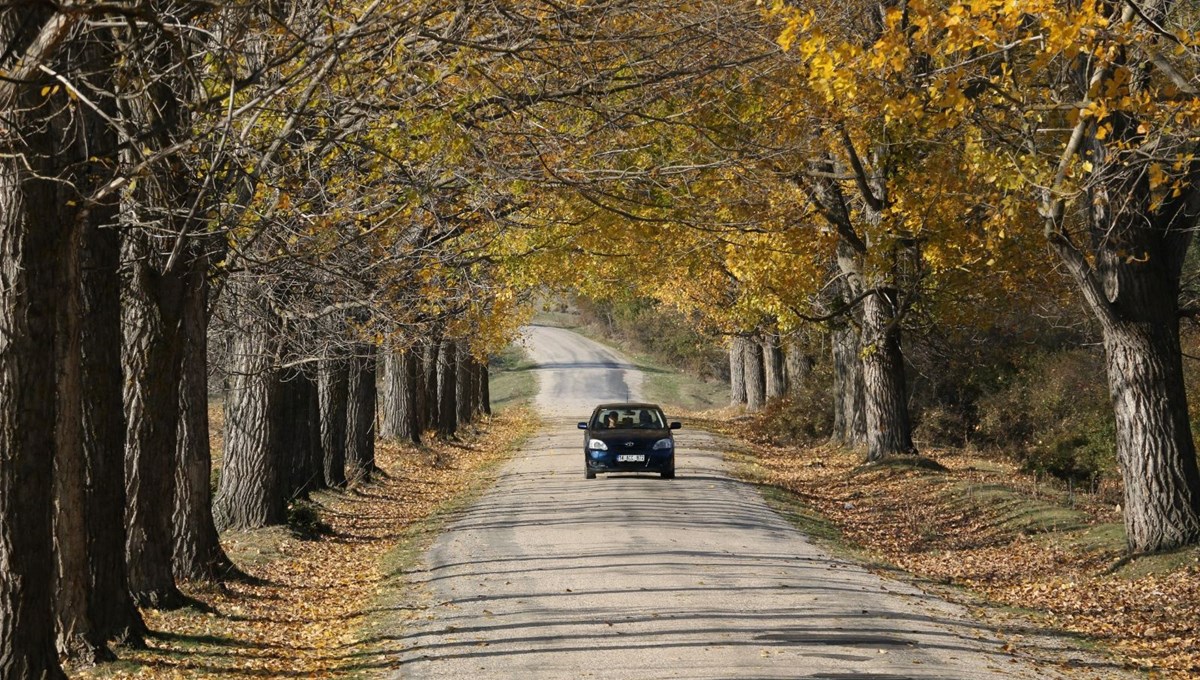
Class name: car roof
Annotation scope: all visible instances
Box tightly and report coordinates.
[593,402,662,410]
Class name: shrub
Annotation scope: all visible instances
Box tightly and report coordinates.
[975,349,1116,483]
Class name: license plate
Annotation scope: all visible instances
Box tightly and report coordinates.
[617,454,645,462]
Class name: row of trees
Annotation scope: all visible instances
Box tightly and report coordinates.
[0,1,544,676]
[494,0,1200,557]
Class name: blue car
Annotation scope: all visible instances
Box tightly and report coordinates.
[578,402,680,479]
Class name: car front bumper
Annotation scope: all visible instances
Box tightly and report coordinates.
[585,449,673,473]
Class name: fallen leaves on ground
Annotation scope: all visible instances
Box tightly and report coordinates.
[76,408,535,679]
[717,417,1200,679]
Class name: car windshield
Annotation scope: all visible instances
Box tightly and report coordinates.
[593,408,666,429]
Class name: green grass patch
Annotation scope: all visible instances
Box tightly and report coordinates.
[489,343,538,411]
[949,481,1089,535]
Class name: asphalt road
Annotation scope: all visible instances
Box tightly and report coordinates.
[389,325,1082,679]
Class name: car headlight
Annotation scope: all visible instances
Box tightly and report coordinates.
[588,439,608,450]
[652,438,673,450]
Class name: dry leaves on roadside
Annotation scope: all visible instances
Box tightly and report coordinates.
[717,418,1200,680]
[76,408,535,680]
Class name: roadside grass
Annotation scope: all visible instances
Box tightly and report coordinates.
[720,425,1200,678]
[76,408,536,680]
[489,343,538,411]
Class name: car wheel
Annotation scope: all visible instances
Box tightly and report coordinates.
[660,468,675,479]
[585,464,596,480]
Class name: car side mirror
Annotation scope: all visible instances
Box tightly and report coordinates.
[577,422,588,430]
[669,422,682,430]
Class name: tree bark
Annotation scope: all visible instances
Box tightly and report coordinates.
[831,323,867,447]
[456,342,474,428]
[0,11,68,672]
[743,334,766,413]
[420,340,439,431]
[345,345,378,482]
[480,359,492,416]
[437,340,459,438]
[861,289,916,462]
[281,367,323,498]
[173,249,237,583]
[729,337,747,406]
[381,346,420,444]
[785,341,815,396]
[380,349,404,441]
[82,221,143,646]
[213,285,286,531]
[763,332,787,400]
[319,359,349,488]
[120,231,187,609]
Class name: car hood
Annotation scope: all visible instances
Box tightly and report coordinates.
[591,428,670,446]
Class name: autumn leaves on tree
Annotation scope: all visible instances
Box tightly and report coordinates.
[3,0,1200,678]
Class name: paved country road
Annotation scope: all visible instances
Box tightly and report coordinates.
[389,325,1104,679]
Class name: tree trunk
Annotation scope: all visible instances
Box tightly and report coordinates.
[1043,112,1200,553]
[0,12,68,669]
[744,335,766,413]
[213,285,285,531]
[763,332,787,400]
[456,343,474,428]
[281,368,323,498]
[480,360,492,416]
[380,349,404,441]
[319,360,349,488]
[437,340,459,438]
[381,346,420,444]
[345,345,378,482]
[82,221,143,645]
[173,250,237,583]
[831,323,867,447]
[421,340,439,431]
[121,231,187,609]
[785,341,815,396]
[54,190,105,665]
[729,337,747,406]
[861,289,916,462]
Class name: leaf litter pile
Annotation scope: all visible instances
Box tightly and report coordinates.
[78,408,535,679]
[720,419,1200,680]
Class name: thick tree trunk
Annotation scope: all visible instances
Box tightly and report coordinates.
[861,289,916,462]
[437,340,459,438]
[421,340,439,431]
[456,343,474,427]
[319,360,349,488]
[729,337,748,406]
[173,251,236,583]
[213,287,285,531]
[281,368,323,498]
[346,346,378,482]
[1046,118,1200,553]
[0,15,67,669]
[82,222,143,645]
[381,347,420,444]
[763,332,787,400]
[121,233,187,609]
[54,194,104,665]
[785,342,815,396]
[480,360,492,416]
[744,335,766,413]
[1103,319,1200,552]
[831,323,867,447]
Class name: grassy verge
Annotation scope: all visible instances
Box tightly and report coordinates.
[488,343,538,411]
[77,408,537,680]
[721,426,1200,678]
